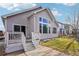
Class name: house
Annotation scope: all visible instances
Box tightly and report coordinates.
[64,24,73,35]
[1,6,59,53]
[57,22,73,36]
[57,22,66,36]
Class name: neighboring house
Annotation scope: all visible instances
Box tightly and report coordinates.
[57,22,73,36]
[1,6,59,53]
[57,22,66,36]
[64,24,73,35]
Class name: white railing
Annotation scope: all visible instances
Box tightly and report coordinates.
[5,32,23,46]
[21,32,27,51]
[4,32,27,52]
[32,32,40,47]
[5,32,26,53]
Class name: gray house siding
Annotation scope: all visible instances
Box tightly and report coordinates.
[27,15,35,38]
[4,8,42,38]
[3,7,59,40]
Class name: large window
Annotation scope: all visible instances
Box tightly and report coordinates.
[39,17,48,33]
[53,27,57,33]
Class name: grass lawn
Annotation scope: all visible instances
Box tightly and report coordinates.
[41,36,79,56]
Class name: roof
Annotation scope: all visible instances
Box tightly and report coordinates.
[27,8,46,18]
[1,6,42,18]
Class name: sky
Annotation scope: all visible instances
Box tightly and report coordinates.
[0,3,79,31]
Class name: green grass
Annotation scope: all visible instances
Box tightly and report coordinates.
[41,36,79,55]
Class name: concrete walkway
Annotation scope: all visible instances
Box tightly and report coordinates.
[6,45,68,56]
[25,45,68,56]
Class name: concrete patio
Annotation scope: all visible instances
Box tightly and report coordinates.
[6,45,68,56]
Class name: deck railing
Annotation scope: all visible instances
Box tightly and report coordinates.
[32,32,40,47]
[4,32,27,52]
[5,32,24,46]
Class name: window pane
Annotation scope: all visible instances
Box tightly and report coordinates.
[39,23,42,33]
[14,25,20,32]
[43,18,48,23]
[43,24,48,33]
[53,27,57,33]
[39,17,42,22]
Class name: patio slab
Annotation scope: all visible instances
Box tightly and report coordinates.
[25,45,68,56]
[6,45,68,56]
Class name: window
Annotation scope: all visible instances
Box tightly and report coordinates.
[53,27,57,33]
[43,18,48,23]
[43,24,48,33]
[39,17,42,22]
[39,17,48,33]
[14,25,20,32]
[14,25,26,35]
[39,23,42,33]
[39,17,48,24]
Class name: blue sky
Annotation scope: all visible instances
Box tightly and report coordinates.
[0,3,79,31]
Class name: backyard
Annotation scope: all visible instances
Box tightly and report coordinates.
[41,36,79,56]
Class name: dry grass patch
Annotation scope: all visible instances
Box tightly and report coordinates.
[41,36,79,55]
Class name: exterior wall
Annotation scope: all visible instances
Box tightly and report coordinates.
[5,10,37,38]
[27,15,34,38]
[33,10,58,40]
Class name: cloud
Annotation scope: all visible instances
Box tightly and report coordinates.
[63,3,76,6]
[0,3,37,11]
[32,4,37,7]
[52,8,62,17]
